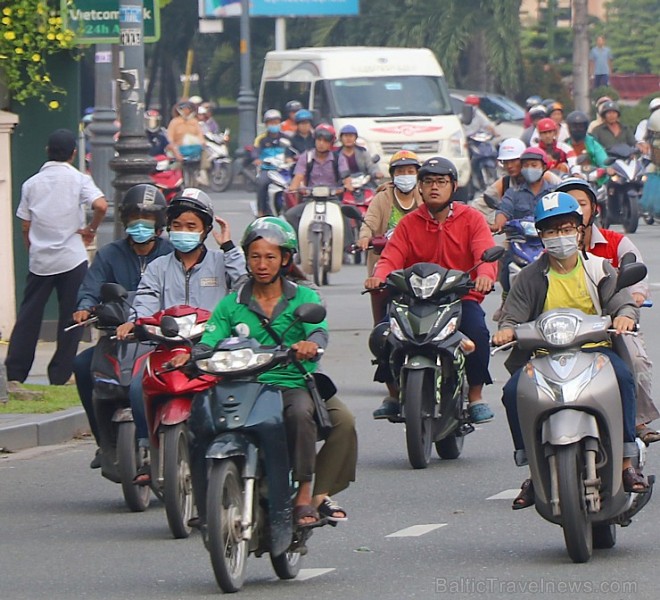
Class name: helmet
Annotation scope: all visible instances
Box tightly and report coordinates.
[188,95,203,106]
[339,124,358,136]
[529,105,547,119]
[176,101,194,116]
[595,95,612,108]
[368,322,390,358]
[263,109,282,123]
[648,110,660,134]
[520,147,549,166]
[542,98,557,110]
[82,113,94,125]
[120,184,167,229]
[465,94,480,107]
[167,188,214,230]
[497,138,526,161]
[537,117,558,133]
[555,177,597,206]
[599,100,620,117]
[548,102,564,114]
[525,95,543,109]
[417,156,458,181]
[284,100,303,115]
[649,98,660,113]
[389,150,421,176]
[241,216,298,255]
[144,109,161,133]
[294,109,313,123]
[566,110,589,126]
[534,191,582,230]
[314,123,336,142]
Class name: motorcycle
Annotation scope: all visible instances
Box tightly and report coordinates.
[233,144,259,192]
[341,173,376,264]
[501,217,544,288]
[263,151,296,216]
[204,129,233,193]
[150,154,183,203]
[134,305,218,539]
[492,259,654,563]
[467,130,499,193]
[188,303,331,593]
[368,247,505,469]
[65,283,153,512]
[179,144,204,189]
[599,144,646,233]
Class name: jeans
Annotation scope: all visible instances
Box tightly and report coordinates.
[73,346,98,444]
[129,362,149,441]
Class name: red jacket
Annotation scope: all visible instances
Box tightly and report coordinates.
[588,226,624,267]
[373,202,498,303]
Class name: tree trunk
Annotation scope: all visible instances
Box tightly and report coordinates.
[572,0,590,113]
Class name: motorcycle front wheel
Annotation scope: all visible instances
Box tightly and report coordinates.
[622,193,639,233]
[207,460,248,593]
[556,443,593,563]
[163,424,194,539]
[210,162,233,193]
[311,231,323,287]
[116,421,151,513]
[404,370,433,469]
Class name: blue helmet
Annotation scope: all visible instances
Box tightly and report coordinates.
[534,191,582,230]
[294,109,313,123]
[339,124,358,136]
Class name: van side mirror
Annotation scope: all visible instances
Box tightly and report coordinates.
[460,104,475,126]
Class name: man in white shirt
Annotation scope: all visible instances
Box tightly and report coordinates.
[5,129,108,386]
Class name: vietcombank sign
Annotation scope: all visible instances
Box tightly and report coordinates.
[62,0,160,44]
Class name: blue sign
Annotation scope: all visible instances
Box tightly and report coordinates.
[251,0,359,17]
[203,0,241,17]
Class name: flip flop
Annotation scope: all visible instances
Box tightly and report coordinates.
[293,504,320,528]
[623,467,649,494]
[637,425,660,446]
[132,464,151,486]
[512,478,535,510]
[317,496,348,522]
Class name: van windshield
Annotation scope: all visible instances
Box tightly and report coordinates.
[328,76,454,118]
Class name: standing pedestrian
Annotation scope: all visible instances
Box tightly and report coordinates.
[589,35,614,89]
[5,129,108,387]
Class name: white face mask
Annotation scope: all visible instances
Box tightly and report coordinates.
[393,175,417,193]
[542,233,579,259]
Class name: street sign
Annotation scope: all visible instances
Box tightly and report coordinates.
[61,0,161,44]
[251,0,359,16]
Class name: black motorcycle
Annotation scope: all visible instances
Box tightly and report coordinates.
[369,247,504,469]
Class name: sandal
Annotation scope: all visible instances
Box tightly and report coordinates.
[293,504,320,528]
[623,467,649,494]
[317,497,348,522]
[133,464,151,486]
[512,478,535,510]
[637,425,660,446]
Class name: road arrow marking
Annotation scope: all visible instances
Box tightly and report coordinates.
[290,568,336,581]
[487,489,520,500]
[386,523,447,537]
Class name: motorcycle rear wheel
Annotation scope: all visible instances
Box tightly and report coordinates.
[622,194,639,233]
[210,162,233,193]
[270,550,302,580]
[163,424,194,539]
[207,460,248,593]
[404,370,433,469]
[435,432,464,460]
[556,443,593,563]
[116,421,151,513]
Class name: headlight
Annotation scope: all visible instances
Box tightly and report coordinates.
[314,202,326,214]
[521,221,538,237]
[195,348,274,373]
[432,316,458,342]
[409,272,442,299]
[390,317,405,341]
[611,174,621,183]
[144,314,206,340]
[539,313,580,345]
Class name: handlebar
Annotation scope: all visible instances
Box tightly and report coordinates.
[64,316,99,332]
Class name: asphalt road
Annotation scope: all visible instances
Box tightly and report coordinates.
[2,191,660,599]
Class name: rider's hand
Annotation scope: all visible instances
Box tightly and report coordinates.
[116,322,135,340]
[473,276,495,294]
[612,315,636,335]
[168,352,191,368]
[291,340,319,361]
[356,237,371,251]
[212,216,231,246]
[632,292,646,307]
[73,310,91,324]
[364,276,385,290]
[492,328,515,346]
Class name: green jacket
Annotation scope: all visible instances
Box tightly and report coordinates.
[200,278,328,388]
[566,134,609,168]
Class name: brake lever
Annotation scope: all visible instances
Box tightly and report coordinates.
[490,340,517,355]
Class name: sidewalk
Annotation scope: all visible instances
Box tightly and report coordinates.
[0,340,93,452]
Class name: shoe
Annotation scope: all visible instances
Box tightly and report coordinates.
[468,401,494,423]
[317,496,348,522]
[89,448,102,469]
[512,478,535,510]
[637,425,660,446]
[373,396,399,420]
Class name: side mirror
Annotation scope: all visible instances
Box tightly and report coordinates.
[160,315,180,338]
[100,283,128,303]
[481,246,506,263]
[576,153,590,165]
[371,154,381,164]
[460,104,475,126]
[341,205,364,221]
[616,263,647,292]
[294,303,326,324]
[619,252,638,268]
[279,137,291,148]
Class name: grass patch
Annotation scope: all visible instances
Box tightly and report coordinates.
[0,384,81,414]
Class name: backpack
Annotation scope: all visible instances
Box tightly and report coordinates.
[304,150,341,186]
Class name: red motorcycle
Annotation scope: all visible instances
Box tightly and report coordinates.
[341,173,376,264]
[135,305,217,538]
[150,154,183,203]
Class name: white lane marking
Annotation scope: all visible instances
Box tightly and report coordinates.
[291,568,336,581]
[487,489,520,500]
[386,523,447,537]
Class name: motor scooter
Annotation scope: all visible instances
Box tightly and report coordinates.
[187,303,331,593]
[467,130,499,193]
[341,173,376,264]
[492,260,654,563]
[204,129,233,193]
[134,305,218,539]
[233,145,259,192]
[263,151,296,216]
[150,154,183,203]
[501,217,544,288]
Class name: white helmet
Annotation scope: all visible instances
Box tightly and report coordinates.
[188,95,203,106]
[649,98,660,113]
[263,109,282,122]
[648,109,660,134]
[497,138,526,161]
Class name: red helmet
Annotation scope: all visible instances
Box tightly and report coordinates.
[314,123,336,143]
[537,117,558,133]
[465,95,480,107]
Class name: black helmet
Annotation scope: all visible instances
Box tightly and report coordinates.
[566,110,589,126]
[166,188,214,231]
[599,100,620,117]
[120,184,167,229]
[417,156,458,182]
[285,100,303,114]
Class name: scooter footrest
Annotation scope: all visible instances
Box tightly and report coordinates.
[458,423,475,437]
[386,415,405,424]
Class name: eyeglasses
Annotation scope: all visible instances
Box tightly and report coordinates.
[420,177,452,188]
[541,225,578,237]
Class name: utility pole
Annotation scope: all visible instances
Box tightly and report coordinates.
[572,0,590,113]
[110,0,154,241]
[236,0,257,163]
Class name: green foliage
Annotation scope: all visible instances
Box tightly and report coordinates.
[0,384,81,414]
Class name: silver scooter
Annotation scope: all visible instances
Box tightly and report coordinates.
[494,260,654,563]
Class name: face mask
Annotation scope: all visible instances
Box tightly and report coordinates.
[125,220,156,244]
[542,233,579,260]
[570,128,587,142]
[521,167,543,184]
[169,231,202,253]
[393,175,417,193]
[267,125,280,134]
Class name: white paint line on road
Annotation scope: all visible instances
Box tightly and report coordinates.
[487,489,520,500]
[386,523,447,537]
[289,568,336,581]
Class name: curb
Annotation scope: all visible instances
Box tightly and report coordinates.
[0,408,91,452]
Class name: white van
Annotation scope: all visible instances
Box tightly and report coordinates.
[258,46,471,198]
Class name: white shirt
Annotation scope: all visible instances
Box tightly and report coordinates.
[17,161,103,276]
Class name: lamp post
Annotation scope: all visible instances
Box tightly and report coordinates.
[236,0,257,165]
